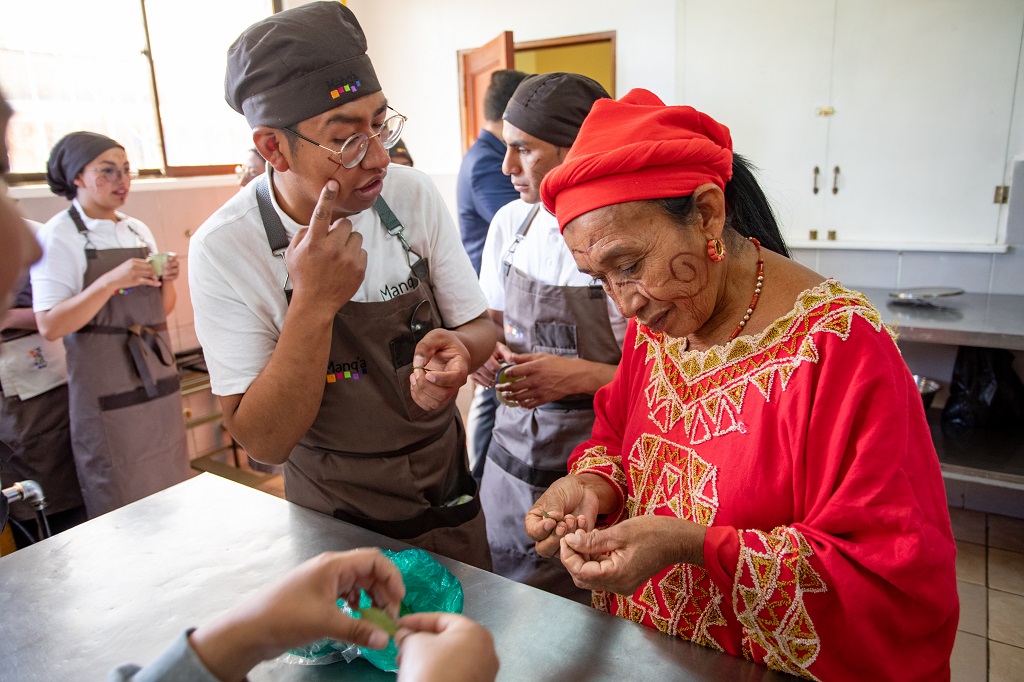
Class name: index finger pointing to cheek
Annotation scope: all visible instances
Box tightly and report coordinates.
[310,180,339,239]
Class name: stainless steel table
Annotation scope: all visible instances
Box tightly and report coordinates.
[0,474,787,681]
[856,287,1024,351]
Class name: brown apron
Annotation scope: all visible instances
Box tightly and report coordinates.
[481,206,621,601]
[0,276,83,522]
[255,180,490,570]
[63,207,190,518]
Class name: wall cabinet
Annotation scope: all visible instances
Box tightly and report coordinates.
[680,0,1024,247]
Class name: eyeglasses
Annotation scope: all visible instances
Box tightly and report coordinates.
[86,166,139,183]
[409,298,434,338]
[284,108,407,169]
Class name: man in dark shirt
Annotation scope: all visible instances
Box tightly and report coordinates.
[456,69,527,275]
[456,69,528,482]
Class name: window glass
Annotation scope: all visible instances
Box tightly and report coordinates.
[145,0,270,167]
[1,0,162,173]
[0,0,272,174]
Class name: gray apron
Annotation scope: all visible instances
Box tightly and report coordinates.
[63,207,190,518]
[482,206,622,602]
[255,180,490,570]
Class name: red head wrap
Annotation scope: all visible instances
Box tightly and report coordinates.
[540,89,734,232]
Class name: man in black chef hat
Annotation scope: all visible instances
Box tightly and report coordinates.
[189,2,496,569]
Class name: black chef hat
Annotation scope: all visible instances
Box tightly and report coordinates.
[45,132,123,200]
[225,1,382,129]
[503,73,610,148]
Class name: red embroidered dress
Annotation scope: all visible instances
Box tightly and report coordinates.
[569,280,958,681]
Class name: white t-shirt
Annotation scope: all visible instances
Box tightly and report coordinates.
[479,199,628,347]
[31,198,158,312]
[189,164,488,397]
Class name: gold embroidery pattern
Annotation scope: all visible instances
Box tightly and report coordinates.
[598,434,727,648]
[568,445,627,490]
[625,434,718,526]
[594,566,727,650]
[733,526,827,681]
[640,281,886,442]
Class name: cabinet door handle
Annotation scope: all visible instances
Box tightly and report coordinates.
[832,166,840,195]
[813,166,820,194]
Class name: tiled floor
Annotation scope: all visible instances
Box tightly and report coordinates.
[234,384,1024,680]
[950,507,1024,682]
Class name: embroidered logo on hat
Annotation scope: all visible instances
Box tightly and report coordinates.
[328,76,362,99]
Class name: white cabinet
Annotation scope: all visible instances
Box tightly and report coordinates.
[679,0,1024,247]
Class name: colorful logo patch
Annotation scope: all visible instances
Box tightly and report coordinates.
[330,80,361,99]
[326,357,368,383]
[29,346,48,370]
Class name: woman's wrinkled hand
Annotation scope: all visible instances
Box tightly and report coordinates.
[559,515,707,595]
[525,474,610,558]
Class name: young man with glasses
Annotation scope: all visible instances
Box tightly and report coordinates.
[189,2,496,570]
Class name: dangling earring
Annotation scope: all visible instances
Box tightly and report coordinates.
[707,237,725,262]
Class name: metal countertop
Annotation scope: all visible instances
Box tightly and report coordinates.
[0,474,787,682]
[856,287,1024,350]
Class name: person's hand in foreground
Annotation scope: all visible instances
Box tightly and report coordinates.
[559,515,708,595]
[395,612,499,682]
[525,473,617,558]
[188,549,404,682]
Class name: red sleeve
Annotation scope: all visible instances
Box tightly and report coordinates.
[567,319,642,525]
[703,315,958,681]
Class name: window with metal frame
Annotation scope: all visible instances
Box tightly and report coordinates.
[1,0,278,183]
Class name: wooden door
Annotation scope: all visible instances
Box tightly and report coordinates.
[457,31,514,154]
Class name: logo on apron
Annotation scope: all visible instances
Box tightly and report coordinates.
[326,356,369,383]
[29,346,49,370]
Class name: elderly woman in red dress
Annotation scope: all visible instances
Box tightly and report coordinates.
[526,89,958,681]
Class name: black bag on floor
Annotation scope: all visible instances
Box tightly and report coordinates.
[941,346,1024,430]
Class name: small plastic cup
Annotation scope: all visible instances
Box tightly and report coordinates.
[147,252,172,277]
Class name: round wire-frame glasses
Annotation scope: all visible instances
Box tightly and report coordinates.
[285,108,407,169]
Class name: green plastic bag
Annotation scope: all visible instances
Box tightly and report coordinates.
[284,548,464,672]
[347,548,464,672]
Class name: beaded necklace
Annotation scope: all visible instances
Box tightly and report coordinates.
[728,237,764,341]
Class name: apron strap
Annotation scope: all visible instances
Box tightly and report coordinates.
[374,196,429,282]
[68,205,150,258]
[503,204,541,278]
[255,176,289,254]
[256,176,431,291]
[67,205,97,257]
[486,438,565,489]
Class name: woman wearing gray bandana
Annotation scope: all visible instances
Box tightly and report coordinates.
[29,132,190,518]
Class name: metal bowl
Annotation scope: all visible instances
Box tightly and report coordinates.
[913,375,941,410]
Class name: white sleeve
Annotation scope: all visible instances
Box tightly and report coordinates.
[478,203,516,313]
[418,176,488,329]
[30,219,86,312]
[188,236,281,398]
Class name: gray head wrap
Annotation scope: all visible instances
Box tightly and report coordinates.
[503,73,610,148]
[45,132,123,200]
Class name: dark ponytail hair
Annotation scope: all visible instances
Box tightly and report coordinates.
[655,153,790,258]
